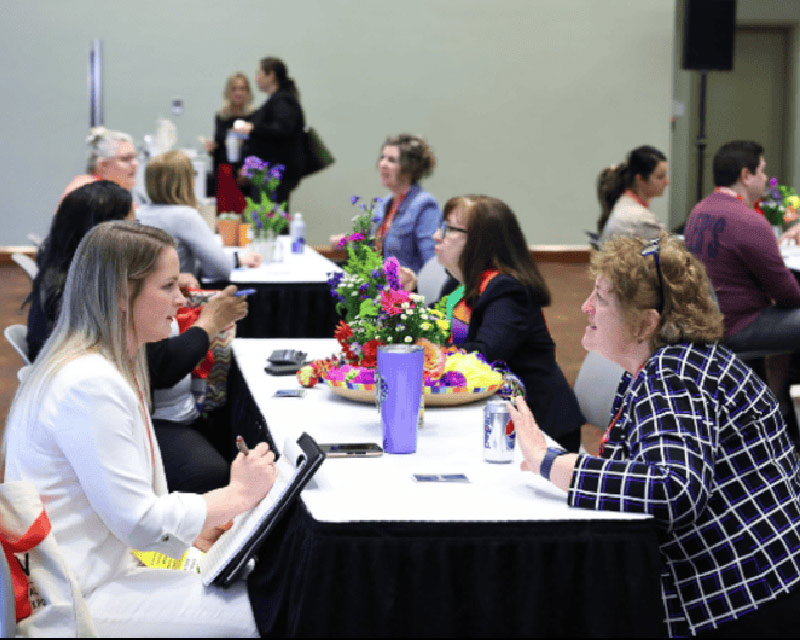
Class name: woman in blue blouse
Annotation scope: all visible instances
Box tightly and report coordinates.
[510,233,800,636]
[371,134,441,278]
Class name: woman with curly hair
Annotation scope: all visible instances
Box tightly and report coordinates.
[510,233,800,636]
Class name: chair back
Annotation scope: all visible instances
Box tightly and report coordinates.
[416,257,449,306]
[573,351,625,428]
[10,254,37,281]
[0,544,16,638]
[4,325,30,366]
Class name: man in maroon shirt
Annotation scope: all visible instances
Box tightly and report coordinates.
[685,140,800,351]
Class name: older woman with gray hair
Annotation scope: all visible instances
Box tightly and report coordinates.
[510,233,800,637]
[60,127,139,202]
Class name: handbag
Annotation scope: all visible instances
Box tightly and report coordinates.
[303,127,335,177]
[0,481,97,636]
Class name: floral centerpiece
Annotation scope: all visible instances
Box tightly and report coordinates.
[241,156,290,236]
[756,177,800,229]
[294,196,510,404]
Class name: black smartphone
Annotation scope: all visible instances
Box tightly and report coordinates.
[319,443,383,458]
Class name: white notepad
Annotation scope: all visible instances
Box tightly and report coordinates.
[200,433,324,587]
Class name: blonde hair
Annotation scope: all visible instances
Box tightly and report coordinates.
[591,233,724,350]
[217,72,254,118]
[86,126,134,173]
[6,221,175,454]
[145,151,197,208]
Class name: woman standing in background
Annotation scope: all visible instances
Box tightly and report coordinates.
[204,72,254,197]
[235,57,306,205]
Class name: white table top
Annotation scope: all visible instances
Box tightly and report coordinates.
[781,241,800,272]
[234,338,649,525]
[222,237,341,284]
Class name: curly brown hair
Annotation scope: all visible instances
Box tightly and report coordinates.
[591,233,724,349]
[380,134,436,184]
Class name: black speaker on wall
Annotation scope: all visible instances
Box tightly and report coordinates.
[682,0,737,71]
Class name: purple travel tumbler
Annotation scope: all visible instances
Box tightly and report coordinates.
[376,345,424,454]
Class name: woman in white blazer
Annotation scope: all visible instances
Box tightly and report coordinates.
[4,221,274,636]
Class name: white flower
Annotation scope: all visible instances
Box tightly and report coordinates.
[401,314,407,320]
[404,336,412,343]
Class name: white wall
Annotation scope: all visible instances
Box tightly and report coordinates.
[0,0,674,246]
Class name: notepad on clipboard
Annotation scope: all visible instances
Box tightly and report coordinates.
[200,432,325,587]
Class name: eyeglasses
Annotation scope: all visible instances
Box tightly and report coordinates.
[641,239,664,314]
[439,221,467,238]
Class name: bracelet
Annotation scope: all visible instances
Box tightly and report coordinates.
[540,447,567,481]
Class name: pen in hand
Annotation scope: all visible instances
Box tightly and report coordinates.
[236,435,250,456]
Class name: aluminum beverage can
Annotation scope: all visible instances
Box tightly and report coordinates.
[483,398,515,463]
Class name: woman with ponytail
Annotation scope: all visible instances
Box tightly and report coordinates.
[597,145,669,244]
[235,56,307,205]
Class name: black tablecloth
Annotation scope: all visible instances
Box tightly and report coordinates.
[207,281,339,338]
[228,360,665,637]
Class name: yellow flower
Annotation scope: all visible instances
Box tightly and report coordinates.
[436,319,449,331]
[421,321,431,331]
[787,195,800,209]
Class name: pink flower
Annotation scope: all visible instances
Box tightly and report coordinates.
[381,289,410,315]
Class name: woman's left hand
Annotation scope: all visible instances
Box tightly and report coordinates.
[233,121,254,136]
[507,395,547,474]
[240,252,262,268]
[399,266,417,292]
[193,520,233,552]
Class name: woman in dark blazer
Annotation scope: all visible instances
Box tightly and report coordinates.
[235,57,306,205]
[434,195,584,451]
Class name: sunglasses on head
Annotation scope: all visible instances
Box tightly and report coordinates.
[640,239,664,315]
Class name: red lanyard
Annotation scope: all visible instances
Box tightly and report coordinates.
[375,192,407,252]
[133,373,157,487]
[598,366,642,456]
[624,189,649,209]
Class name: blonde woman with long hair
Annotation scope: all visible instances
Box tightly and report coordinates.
[137,150,260,278]
[4,221,273,636]
[204,72,254,194]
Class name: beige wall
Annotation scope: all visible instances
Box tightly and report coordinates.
[1,0,675,246]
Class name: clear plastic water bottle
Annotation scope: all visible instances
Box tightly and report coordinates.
[290,213,306,254]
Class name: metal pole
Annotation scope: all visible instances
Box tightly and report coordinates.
[695,71,707,203]
[89,39,104,127]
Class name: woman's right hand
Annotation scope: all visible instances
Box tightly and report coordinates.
[228,442,277,511]
[202,442,277,530]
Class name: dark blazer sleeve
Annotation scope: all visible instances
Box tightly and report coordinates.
[146,326,210,390]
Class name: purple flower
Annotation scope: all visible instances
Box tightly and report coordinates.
[338,237,347,248]
[383,257,401,290]
[370,269,382,279]
[442,371,467,387]
[242,156,267,173]
[349,233,366,243]
[770,177,778,187]
[351,195,360,205]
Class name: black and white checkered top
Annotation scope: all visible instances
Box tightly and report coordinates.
[568,343,800,637]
